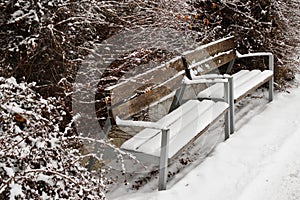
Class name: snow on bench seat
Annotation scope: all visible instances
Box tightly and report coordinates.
[121,99,229,160]
[197,70,273,102]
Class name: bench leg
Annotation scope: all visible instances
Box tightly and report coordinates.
[229,77,235,134]
[229,103,235,135]
[224,77,235,138]
[224,82,230,139]
[268,54,274,102]
[225,111,230,140]
[269,77,274,102]
[158,129,170,191]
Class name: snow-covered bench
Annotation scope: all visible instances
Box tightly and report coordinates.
[106,36,273,190]
[105,40,235,190]
[183,36,274,133]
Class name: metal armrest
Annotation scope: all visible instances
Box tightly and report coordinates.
[182,75,234,118]
[183,74,234,138]
[236,51,274,71]
[236,51,272,58]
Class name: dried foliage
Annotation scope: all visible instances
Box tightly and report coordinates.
[0,0,185,96]
[0,77,132,199]
[0,77,106,199]
[184,0,300,86]
[1,0,299,95]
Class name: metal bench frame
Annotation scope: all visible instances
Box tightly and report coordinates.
[185,51,274,133]
[116,74,233,190]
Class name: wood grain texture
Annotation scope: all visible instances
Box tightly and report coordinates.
[184,36,235,64]
[107,36,236,118]
[107,57,184,106]
[190,50,237,75]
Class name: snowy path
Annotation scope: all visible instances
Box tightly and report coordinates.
[112,77,300,200]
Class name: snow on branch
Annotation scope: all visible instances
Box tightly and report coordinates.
[0,77,116,199]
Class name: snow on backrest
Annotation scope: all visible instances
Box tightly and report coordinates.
[106,36,236,120]
[184,36,236,76]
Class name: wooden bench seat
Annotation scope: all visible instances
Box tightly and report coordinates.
[120,100,229,162]
[197,69,273,102]
[105,37,235,190]
[115,74,232,190]
[183,36,274,134]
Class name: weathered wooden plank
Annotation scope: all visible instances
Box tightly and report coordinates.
[189,50,237,75]
[106,37,235,107]
[106,37,236,118]
[235,73,273,102]
[170,107,229,160]
[107,57,185,106]
[111,75,184,118]
[183,36,235,65]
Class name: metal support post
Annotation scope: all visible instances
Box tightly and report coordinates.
[158,129,170,191]
[269,77,274,102]
[228,77,235,134]
[268,54,274,102]
[226,60,235,74]
[224,82,230,140]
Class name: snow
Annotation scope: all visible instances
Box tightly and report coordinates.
[14,125,22,133]
[198,70,273,100]
[11,10,24,19]
[120,100,228,158]
[37,174,54,186]
[111,75,300,200]
[6,77,18,86]
[0,165,15,177]
[9,183,24,200]
[2,102,25,114]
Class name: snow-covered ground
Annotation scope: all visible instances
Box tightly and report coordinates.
[111,74,300,200]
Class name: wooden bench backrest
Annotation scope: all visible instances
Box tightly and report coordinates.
[183,36,236,77]
[105,36,236,119]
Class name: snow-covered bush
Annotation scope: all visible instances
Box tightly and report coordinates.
[1,0,299,98]
[185,0,299,86]
[0,0,187,96]
[0,77,108,199]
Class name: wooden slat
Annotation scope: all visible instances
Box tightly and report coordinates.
[234,71,273,102]
[119,149,160,164]
[111,75,184,118]
[184,36,235,65]
[107,57,184,107]
[106,36,236,118]
[107,37,236,107]
[189,50,237,75]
